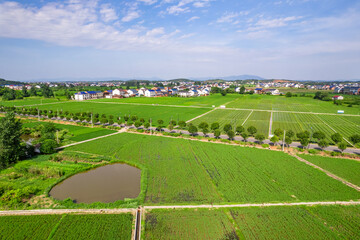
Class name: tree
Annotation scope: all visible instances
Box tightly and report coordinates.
[247,126,257,136]
[300,138,310,149]
[223,124,232,133]
[227,130,235,140]
[178,121,186,129]
[239,86,245,94]
[198,122,209,131]
[157,119,164,130]
[40,139,57,154]
[2,88,16,100]
[318,140,329,150]
[144,122,150,130]
[270,135,279,145]
[22,86,29,97]
[214,129,221,139]
[220,90,227,96]
[169,120,177,126]
[274,128,283,137]
[349,134,360,145]
[131,115,138,122]
[168,124,174,132]
[241,132,249,142]
[29,86,37,96]
[285,92,292,97]
[313,131,325,141]
[202,127,209,137]
[235,125,245,135]
[188,125,198,136]
[0,112,22,169]
[297,131,310,140]
[286,130,295,139]
[337,142,347,152]
[211,122,220,131]
[65,90,72,100]
[255,134,265,144]
[41,84,54,98]
[134,121,142,128]
[331,133,342,144]
[285,136,293,147]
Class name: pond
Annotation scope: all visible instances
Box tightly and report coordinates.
[49,164,141,203]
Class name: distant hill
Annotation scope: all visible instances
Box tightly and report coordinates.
[0,78,24,86]
[191,75,265,81]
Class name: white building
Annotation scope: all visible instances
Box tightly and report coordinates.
[145,90,156,97]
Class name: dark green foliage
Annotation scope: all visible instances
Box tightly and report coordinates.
[349,134,360,144]
[274,128,283,137]
[255,134,265,144]
[211,122,220,131]
[235,125,244,134]
[0,112,22,169]
[223,123,232,133]
[313,131,326,141]
[40,139,58,154]
[188,125,198,136]
[214,129,221,138]
[227,130,235,140]
[247,126,257,136]
[331,133,342,144]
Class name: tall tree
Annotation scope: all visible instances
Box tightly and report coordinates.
[22,86,29,97]
[29,86,37,96]
[0,112,22,169]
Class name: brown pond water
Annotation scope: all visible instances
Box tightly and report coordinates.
[49,164,141,203]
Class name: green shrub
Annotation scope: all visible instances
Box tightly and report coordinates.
[40,139,58,154]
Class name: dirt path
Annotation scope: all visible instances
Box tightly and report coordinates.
[0,208,136,216]
[242,110,253,126]
[56,129,125,150]
[292,154,360,191]
[186,107,217,123]
[268,111,273,137]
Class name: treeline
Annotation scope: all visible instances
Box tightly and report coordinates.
[0,85,57,100]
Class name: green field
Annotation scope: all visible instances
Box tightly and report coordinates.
[227,95,360,114]
[144,205,360,240]
[144,208,237,240]
[0,214,133,240]
[35,101,209,125]
[231,205,360,240]
[92,94,239,107]
[299,154,360,186]
[66,133,360,204]
[0,97,65,107]
[22,121,116,142]
[0,215,62,240]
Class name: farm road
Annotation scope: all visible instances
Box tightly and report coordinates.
[56,129,125,150]
[1,201,359,216]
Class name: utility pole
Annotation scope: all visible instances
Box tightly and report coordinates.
[38,108,40,121]
[282,130,286,151]
[91,113,93,128]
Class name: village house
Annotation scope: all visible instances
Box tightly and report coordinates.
[332,95,344,100]
[263,89,280,95]
[145,89,156,97]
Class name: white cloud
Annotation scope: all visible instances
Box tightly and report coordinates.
[187,16,200,22]
[138,0,158,5]
[121,11,140,22]
[166,5,189,14]
[216,12,239,23]
[100,4,117,22]
[164,0,212,15]
[255,16,302,29]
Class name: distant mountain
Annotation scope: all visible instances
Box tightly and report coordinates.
[191,75,265,81]
[0,78,24,85]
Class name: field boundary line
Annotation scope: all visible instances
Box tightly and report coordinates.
[0,208,137,216]
[223,108,360,117]
[242,110,253,126]
[16,101,72,107]
[268,111,273,137]
[144,201,360,210]
[56,130,125,150]
[314,114,354,146]
[291,154,360,191]
[186,108,217,123]
[86,100,212,109]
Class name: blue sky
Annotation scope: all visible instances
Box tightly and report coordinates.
[0,0,359,81]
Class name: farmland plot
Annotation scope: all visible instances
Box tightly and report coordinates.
[144,209,237,240]
[67,133,360,204]
[299,154,360,186]
[51,214,133,240]
[36,102,209,125]
[242,111,270,136]
[189,109,251,131]
[317,115,360,139]
[0,97,63,107]
[231,205,360,239]
[0,215,62,240]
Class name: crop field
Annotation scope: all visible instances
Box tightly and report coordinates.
[92,94,239,107]
[299,154,360,186]
[242,111,270,136]
[227,95,360,114]
[51,214,133,240]
[230,205,360,239]
[0,97,65,107]
[0,215,62,240]
[317,115,360,139]
[0,214,133,240]
[189,109,251,131]
[22,121,116,142]
[144,208,237,240]
[35,101,209,125]
[66,133,360,204]
[144,205,360,239]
